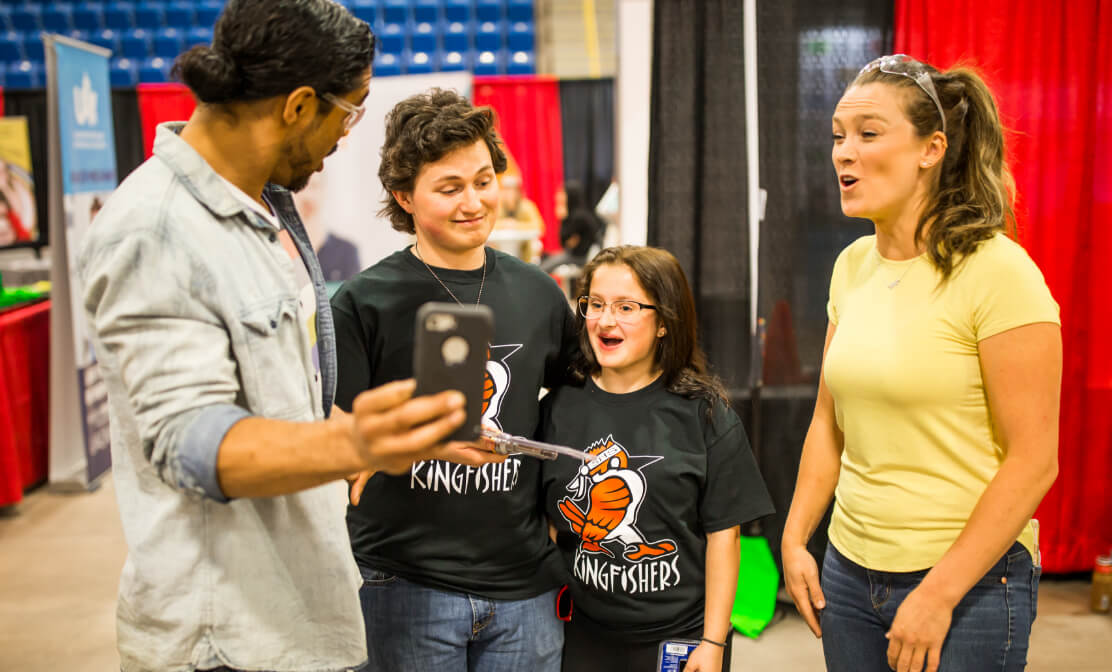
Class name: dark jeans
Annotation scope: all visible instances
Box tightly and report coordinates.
[357,565,562,672]
[561,615,732,672]
[820,542,1040,672]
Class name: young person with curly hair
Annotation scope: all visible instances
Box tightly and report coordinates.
[331,88,577,671]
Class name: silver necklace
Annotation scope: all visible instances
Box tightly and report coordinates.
[887,259,918,289]
[414,243,486,306]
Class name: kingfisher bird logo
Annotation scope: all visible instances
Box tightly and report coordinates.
[559,435,677,563]
[73,73,98,126]
[481,343,521,431]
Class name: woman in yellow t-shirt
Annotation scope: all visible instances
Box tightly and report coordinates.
[782,55,1061,672]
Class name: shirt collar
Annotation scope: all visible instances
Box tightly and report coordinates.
[152,121,282,232]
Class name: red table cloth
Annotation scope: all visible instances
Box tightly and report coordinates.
[0,299,50,506]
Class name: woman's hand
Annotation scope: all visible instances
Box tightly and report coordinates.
[782,542,826,637]
[885,585,954,672]
[682,641,724,671]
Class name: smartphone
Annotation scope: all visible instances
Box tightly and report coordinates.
[656,639,700,672]
[413,302,494,442]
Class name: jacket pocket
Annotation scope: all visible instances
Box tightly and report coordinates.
[238,298,312,420]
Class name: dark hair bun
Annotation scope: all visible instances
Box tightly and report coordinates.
[172,46,241,103]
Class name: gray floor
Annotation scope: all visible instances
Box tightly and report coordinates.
[2,477,1110,671]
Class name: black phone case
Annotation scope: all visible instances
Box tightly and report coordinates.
[413,302,494,442]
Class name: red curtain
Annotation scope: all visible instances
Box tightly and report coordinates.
[896,0,1112,572]
[136,83,197,159]
[472,76,566,252]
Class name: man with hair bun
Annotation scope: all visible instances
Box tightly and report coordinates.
[78,2,499,671]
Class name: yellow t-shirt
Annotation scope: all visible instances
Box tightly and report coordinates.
[824,232,1059,571]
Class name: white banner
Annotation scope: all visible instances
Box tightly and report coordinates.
[294,72,473,283]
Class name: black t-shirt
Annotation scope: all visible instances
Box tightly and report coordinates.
[330,246,577,599]
[539,376,774,641]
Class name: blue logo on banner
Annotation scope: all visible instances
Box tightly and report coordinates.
[54,41,117,194]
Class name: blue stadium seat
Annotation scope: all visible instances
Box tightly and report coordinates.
[373,50,401,76]
[139,56,170,83]
[405,49,433,74]
[347,0,377,25]
[506,49,533,75]
[475,0,503,22]
[185,26,213,48]
[6,60,43,88]
[134,4,166,30]
[42,5,75,33]
[443,0,472,22]
[507,0,532,22]
[0,31,21,61]
[377,22,404,53]
[474,20,503,51]
[104,3,136,30]
[20,34,44,61]
[413,0,439,23]
[438,48,468,72]
[72,5,106,31]
[163,2,194,29]
[110,57,138,87]
[194,2,222,29]
[507,20,532,51]
[382,0,409,24]
[472,48,502,76]
[442,20,469,51]
[152,27,183,58]
[10,6,42,32]
[410,21,437,52]
[120,28,151,58]
[87,28,121,55]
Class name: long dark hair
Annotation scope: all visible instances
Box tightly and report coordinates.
[173,0,375,107]
[851,58,1014,280]
[575,246,727,415]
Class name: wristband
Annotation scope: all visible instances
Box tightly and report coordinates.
[700,637,727,648]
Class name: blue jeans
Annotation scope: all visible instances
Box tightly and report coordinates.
[358,565,563,672]
[820,542,1040,672]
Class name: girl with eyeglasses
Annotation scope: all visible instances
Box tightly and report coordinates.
[782,55,1061,672]
[539,245,773,672]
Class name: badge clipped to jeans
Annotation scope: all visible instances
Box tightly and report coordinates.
[657,639,700,672]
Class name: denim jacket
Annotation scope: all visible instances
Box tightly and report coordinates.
[79,123,363,671]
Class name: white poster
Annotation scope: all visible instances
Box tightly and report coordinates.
[294,72,473,283]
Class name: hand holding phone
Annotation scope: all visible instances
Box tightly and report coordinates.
[413,302,493,442]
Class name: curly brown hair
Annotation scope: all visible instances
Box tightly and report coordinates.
[378,88,508,234]
[851,59,1016,280]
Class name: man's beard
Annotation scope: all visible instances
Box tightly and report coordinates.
[281,136,317,193]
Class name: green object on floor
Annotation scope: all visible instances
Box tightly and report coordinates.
[731,534,780,639]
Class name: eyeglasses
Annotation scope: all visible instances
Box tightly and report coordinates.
[319,92,366,132]
[577,296,657,322]
[859,54,946,135]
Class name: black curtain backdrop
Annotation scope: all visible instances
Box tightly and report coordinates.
[111,89,145,181]
[1,89,145,252]
[646,0,895,581]
[647,0,751,407]
[755,1,892,572]
[558,78,614,210]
